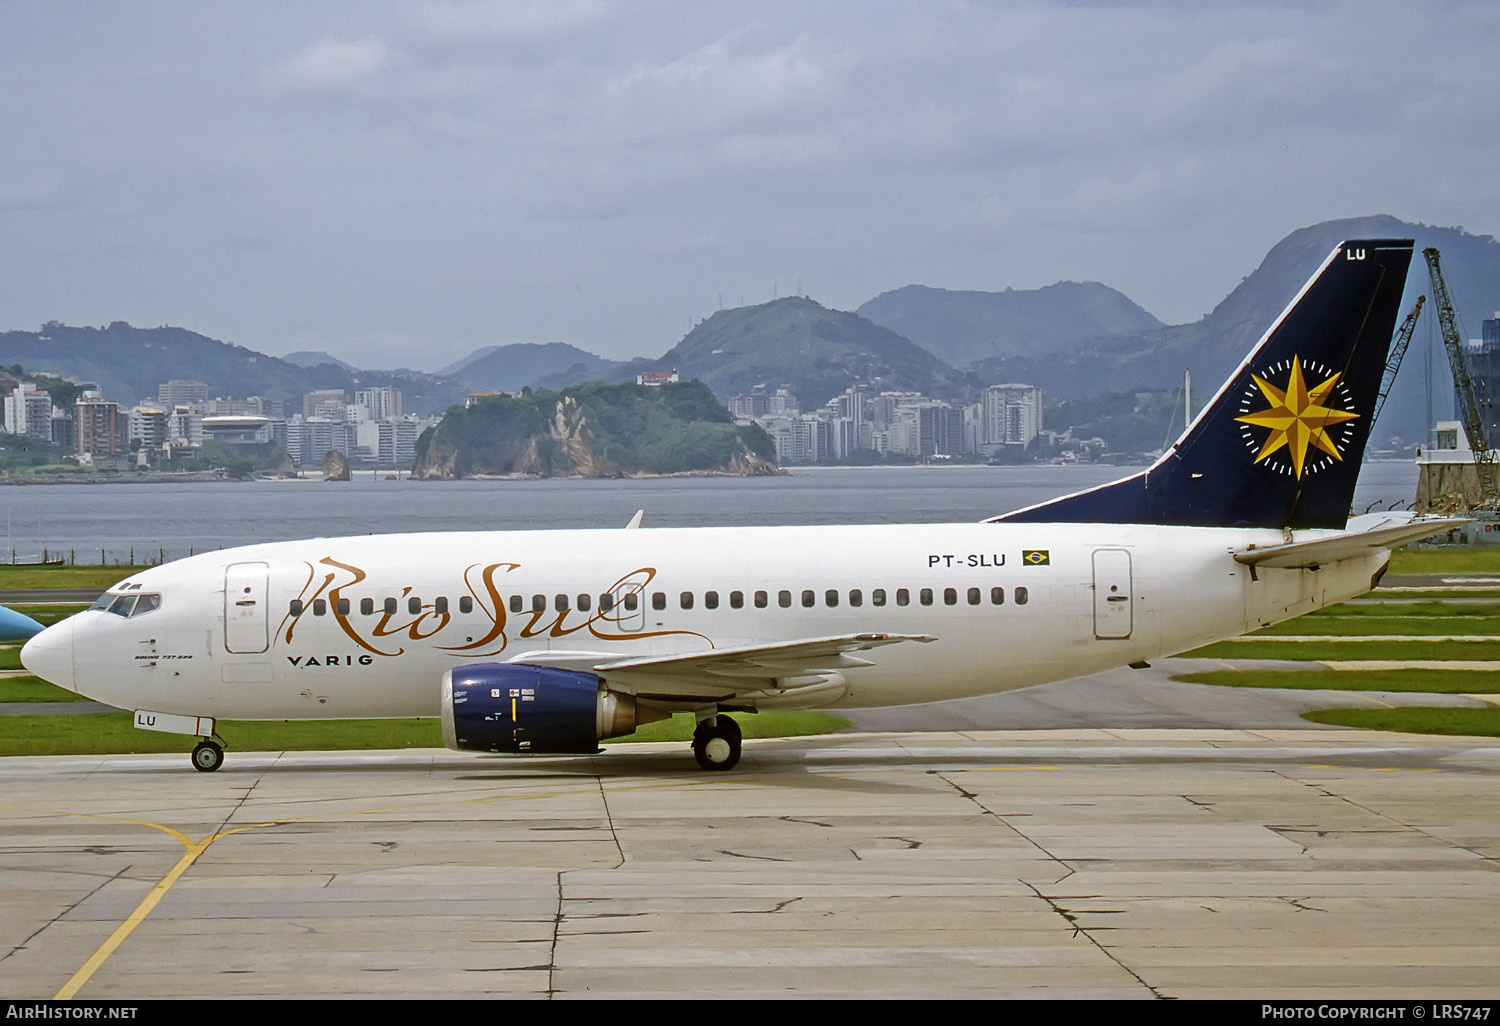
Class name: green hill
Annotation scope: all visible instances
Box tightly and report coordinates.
[412,380,778,479]
[0,321,467,415]
[636,296,966,408]
[857,280,1162,369]
[455,342,623,393]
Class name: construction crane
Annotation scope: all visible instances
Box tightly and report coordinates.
[1371,293,1424,428]
[1424,246,1499,505]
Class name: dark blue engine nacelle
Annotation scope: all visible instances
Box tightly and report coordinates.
[441,663,651,755]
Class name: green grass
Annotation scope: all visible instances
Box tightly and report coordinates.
[0,714,445,757]
[0,708,850,757]
[1310,601,1500,618]
[612,711,850,743]
[0,565,133,589]
[0,675,84,702]
[1186,638,1500,660]
[1302,706,1500,737]
[1388,546,1500,575]
[1174,669,1500,693]
[1250,615,1500,636]
[11,604,88,625]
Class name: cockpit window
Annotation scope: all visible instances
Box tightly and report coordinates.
[93,593,161,618]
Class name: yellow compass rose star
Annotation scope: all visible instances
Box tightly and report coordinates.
[1234,355,1359,478]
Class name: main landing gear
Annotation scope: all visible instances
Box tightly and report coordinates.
[692,714,742,771]
[191,737,226,773]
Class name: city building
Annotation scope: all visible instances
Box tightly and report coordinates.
[4,384,57,441]
[75,393,124,458]
[978,383,1045,455]
[156,380,209,409]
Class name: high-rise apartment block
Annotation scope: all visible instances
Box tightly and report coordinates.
[4,383,57,441]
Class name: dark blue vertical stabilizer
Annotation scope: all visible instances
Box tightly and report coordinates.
[992,239,1414,529]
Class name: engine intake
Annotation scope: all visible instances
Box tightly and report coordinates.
[440,663,662,754]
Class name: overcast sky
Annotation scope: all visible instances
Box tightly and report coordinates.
[3,0,1497,371]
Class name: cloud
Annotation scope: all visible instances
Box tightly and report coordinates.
[264,35,404,95]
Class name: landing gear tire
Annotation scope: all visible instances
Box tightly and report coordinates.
[692,716,742,771]
[191,740,224,773]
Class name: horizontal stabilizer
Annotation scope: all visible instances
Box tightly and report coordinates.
[1233,514,1469,569]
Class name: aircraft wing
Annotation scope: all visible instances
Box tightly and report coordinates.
[1233,515,1469,570]
[584,632,937,703]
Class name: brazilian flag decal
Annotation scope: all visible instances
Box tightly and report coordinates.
[1022,549,1050,566]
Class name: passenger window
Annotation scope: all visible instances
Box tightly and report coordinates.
[554,594,568,612]
[872,589,886,607]
[779,590,792,608]
[1015,587,1029,605]
[704,591,718,609]
[755,590,768,608]
[624,593,639,611]
[652,593,666,611]
[943,588,957,606]
[967,587,981,606]
[919,588,933,606]
[825,589,838,607]
[510,595,523,613]
[600,593,614,612]
[313,599,327,616]
[729,591,743,609]
[361,598,374,616]
[336,598,350,616]
[801,589,815,608]
[577,594,591,612]
[460,596,473,614]
[849,589,862,607]
[991,587,1004,605]
[289,599,304,616]
[896,589,909,606]
[435,597,448,615]
[680,592,694,610]
[384,597,398,615]
[533,594,546,612]
[409,597,422,614]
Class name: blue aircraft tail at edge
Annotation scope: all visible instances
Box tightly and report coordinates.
[991,239,1415,530]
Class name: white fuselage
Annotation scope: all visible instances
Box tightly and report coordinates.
[26,520,1387,721]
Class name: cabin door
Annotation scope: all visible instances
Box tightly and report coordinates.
[224,561,270,654]
[1092,549,1133,640]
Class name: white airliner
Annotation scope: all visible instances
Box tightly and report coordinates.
[21,238,1458,772]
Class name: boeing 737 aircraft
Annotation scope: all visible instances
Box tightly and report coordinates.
[21,238,1459,772]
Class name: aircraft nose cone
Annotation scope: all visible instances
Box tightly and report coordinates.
[21,618,76,692]
[0,604,44,642]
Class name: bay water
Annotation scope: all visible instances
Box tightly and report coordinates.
[0,462,1421,565]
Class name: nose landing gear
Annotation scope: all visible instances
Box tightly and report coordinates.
[191,737,226,772]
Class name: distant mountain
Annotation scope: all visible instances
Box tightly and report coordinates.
[968,216,1500,446]
[634,296,967,409]
[857,281,1162,370]
[454,342,621,394]
[0,321,467,415]
[284,350,360,372]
